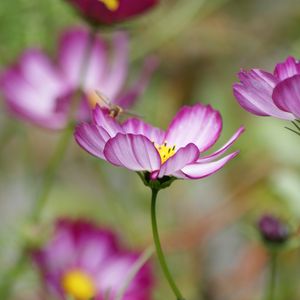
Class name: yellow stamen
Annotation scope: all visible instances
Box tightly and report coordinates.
[99,0,119,11]
[154,141,176,164]
[87,90,100,108]
[61,270,96,300]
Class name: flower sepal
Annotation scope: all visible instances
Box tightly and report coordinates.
[137,172,176,190]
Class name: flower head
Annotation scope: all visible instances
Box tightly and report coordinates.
[65,0,158,24]
[75,103,244,183]
[0,27,156,130]
[32,219,153,300]
[233,56,300,120]
[257,214,289,244]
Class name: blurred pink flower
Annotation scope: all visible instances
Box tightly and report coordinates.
[33,219,153,300]
[75,103,244,181]
[66,0,158,24]
[233,56,300,120]
[0,27,156,130]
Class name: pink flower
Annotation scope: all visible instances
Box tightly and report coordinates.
[66,0,158,24]
[0,27,156,130]
[233,56,300,120]
[33,219,153,300]
[75,103,244,182]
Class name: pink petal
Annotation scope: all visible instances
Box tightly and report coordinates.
[115,56,159,109]
[175,152,239,179]
[158,143,199,177]
[65,0,158,24]
[58,27,107,90]
[100,32,129,100]
[274,56,300,80]
[122,117,165,144]
[272,75,300,118]
[199,126,245,163]
[103,133,161,172]
[233,69,293,120]
[75,123,110,159]
[0,49,68,129]
[165,103,222,152]
[93,105,124,137]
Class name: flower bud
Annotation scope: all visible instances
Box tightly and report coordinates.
[257,214,289,244]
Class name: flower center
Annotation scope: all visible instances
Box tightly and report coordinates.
[99,0,119,11]
[87,90,101,108]
[61,270,96,300]
[154,141,176,164]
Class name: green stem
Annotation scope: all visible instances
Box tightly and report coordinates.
[30,125,73,222]
[150,188,185,300]
[266,251,277,300]
[0,27,98,298]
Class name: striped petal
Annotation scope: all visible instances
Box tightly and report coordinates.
[233,69,293,120]
[122,117,165,144]
[75,123,110,159]
[272,75,300,118]
[274,56,300,81]
[175,152,239,179]
[199,126,245,163]
[103,133,161,172]
[165,103,222,152]
[158,143,199,177]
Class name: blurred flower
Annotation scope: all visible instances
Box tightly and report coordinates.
[233,56,300,120]
[257,214,289,244]
[33,219,153,300]
[75,103,244,182]
[0,27,156,130]
[65,0,158,25]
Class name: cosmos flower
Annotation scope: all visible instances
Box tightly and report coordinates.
[233,56,300,120]
[75,103,244,181]
[65,0,159,24]
[33,219,153,300]
[0,27,156,130]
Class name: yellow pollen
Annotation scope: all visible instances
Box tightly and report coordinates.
[87,90,100,108]
[61,270,96,300]
[154,141,176,164]
[99,0,119,11]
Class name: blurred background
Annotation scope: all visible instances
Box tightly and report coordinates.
[1,0,300,299]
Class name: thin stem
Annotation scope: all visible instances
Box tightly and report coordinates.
[266,251,277,300]
[150,188,185,300]
[30,125,73,222]
[284,126,300,136]
[0,27,98,299]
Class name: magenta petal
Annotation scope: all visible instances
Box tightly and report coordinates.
[274,56,300,80]
[75,123,110,159]
[176,151,239,179]
[0,49,69,129]
[199,126,245,163]
[122,117,165,144]
[100,32,129,100]
[66,0,158,24]
[158,143,199,177]
[233,69,293,120]
[115,56,159,109]
[93,105,124,137]
[103,133,161,172]
[272,75,300,118]
[165,103,222,152]
[58,27,107,90]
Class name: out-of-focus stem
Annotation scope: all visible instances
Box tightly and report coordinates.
[266,251,277,300]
